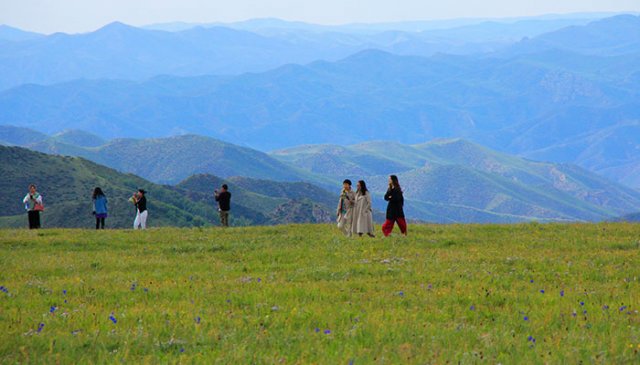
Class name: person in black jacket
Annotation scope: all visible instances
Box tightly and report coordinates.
[215,184,231,227]
[382,175,407,237]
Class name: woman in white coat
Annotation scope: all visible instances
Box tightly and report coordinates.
[353,180,375,237]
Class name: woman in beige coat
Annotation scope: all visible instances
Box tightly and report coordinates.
[353,180,375,237]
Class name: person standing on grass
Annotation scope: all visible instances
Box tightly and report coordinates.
[132,189,148,229]
[353,180,375,237]
[92,187,108,230]
[337,179,356,237]
[215,184,231,227]
[23,184,43,229]
[382,175,407,237]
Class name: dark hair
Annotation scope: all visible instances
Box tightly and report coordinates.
[389,175,402,192]
[28,184,36,190]
[343,179,352,186]
[138,189,146,195]
[357,180,368,195]
[222,184,228,190]
[92,187,105,199]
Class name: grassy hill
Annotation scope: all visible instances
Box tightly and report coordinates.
[0,223,639,363]
[25,134,323,185]
[0,146,336,228]
[273,139,640,223]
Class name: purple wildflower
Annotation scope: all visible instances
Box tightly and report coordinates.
[580,301,585,306]
[143,288,149,293]
[109,315,117,324]
[540,289,545,294]
[62,290,67,295]
[619,306,627,312]
[530,279,534,283]
[324,329,331,335]
[398,291,404,297]
[195,316,201,324]
[50,306,56,314]
[527,335,536,343]
[37,323,45,333]
[603,305,609,310]
[315,328,320,333]
[470,305,476,311]
[560,290,564,297]
[180,348,185,353]
[523,316,529,321]
[257,278,262,283]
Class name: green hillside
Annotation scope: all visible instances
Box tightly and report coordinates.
[0,146,335,228]
[273,138,640,223]
[26,134,330,185]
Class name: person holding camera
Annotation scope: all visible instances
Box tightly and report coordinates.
[215,184,232,227]
[22,183,43,229]
[131,189,148,229]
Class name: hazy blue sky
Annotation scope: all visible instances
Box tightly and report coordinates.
[2,0,639,33]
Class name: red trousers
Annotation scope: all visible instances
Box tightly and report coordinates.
[382,218,407,236]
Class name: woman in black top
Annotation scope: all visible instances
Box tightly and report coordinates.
[382,175,407,236]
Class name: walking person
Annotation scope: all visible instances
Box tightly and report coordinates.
[92,187,108,230]
[215,184,231,227]
[336,179,356,237]
[353,180,375,237]
[22,184,43,229]
[132,189,148,230]
[382,175,407,237]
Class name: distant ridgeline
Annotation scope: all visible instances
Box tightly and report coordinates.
[0,145,337,229]
[2,129,640,226]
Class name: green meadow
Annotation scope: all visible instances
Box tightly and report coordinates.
[0,223,639,364]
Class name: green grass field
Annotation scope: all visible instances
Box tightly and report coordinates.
[1,223,639,364]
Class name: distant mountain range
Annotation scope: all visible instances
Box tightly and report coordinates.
[145,13,616,35]
[0,145,337,228]
[0,14,621,90]
[3,127,639,223]
[1,15,638,188]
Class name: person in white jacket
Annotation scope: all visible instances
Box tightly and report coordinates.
[352,180,375,237]
[23,184,43,229]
